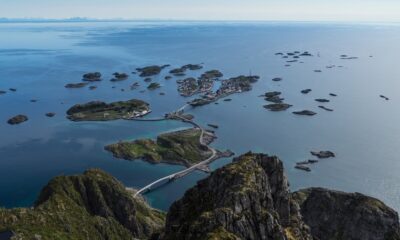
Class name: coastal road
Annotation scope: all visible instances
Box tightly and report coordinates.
[134,114,217,197]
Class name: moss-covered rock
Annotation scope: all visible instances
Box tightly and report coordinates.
[293,188,400,240]
[162,152,312,240]
[0,169,165,240]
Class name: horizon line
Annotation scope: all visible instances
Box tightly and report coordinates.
[0,17,399,25]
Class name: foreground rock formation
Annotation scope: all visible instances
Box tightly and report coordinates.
[1,153,399,240]
[293,188,400,240]
[0,169,165,240]
[162,153,400,240]
[162,152,312,240]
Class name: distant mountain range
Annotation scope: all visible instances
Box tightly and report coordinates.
[0,17,128,23]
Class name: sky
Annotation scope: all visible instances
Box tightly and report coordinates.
[1,0,400,22]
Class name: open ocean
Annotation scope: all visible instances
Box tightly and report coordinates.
[0,21,400,211]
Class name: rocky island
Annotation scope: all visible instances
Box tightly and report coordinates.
[264,103,292,111]
[147,82,161,90]
[293,110,317,116]
[105,128,217,167]
[319,105,334,111]
[169,64,203,76]
[263,91,284,103]
[82,72,102,82]
[65,82,88,89]
[7,115,28,125]
[1,152,399,240]
[110,72,129,82]
[136,65,169,77]
[66,99,150,121]
[189,75,259,107]
[178,76,213,97]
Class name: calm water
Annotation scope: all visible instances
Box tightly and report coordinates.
[1,21,400,211]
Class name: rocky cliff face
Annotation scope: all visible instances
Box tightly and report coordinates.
[162,152,400,240]
[162,152,312,240]
[0,169,165,240]
[1,153,399,240]
[293,188,400,240]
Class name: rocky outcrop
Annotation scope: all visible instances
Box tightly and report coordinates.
[65,82,88,88]
[293,188,400,240]
[111,72,129,81]
[1,153,399,240]
[0,169,165,240]
[147,82,161,90]
[82,72,102,81]
[45,112,56,117]
[7,114,28,125]
[264,103,292,111]
[310,150,335,159]
[293,110,316,116]
[162,152,400,240]
[136,65,169,77]
[162,152,312,240]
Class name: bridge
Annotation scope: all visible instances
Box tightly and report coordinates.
[133,105,218,197]
[134,146,217,197]
[128,102,221,197]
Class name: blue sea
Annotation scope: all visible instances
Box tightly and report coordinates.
[0,21,400,211]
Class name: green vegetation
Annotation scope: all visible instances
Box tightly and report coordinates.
[105,128,212,166]
[66,99,150,121]
[0,169,165,240]
[206,227,239,240]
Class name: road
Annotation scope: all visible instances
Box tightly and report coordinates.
[133,109,217,197]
